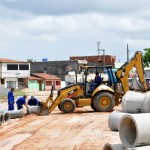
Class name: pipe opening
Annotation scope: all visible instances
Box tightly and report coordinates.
[103,145,112,150]
[4,113,10,121]
[120,117,136,147]
[0,114,4,125]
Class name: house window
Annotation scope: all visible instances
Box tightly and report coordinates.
[1,79,4,84]
[56,81,61,86]
[7,64,18,70]
[19,64,29,70]
[7,81,16,88]
[46,81,52,86]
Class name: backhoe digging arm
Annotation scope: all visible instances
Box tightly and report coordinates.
[115,51,147,93]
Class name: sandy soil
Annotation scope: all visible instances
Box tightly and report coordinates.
[0,90,121,150]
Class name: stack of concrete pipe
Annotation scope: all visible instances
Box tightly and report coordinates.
[103,91,150,150]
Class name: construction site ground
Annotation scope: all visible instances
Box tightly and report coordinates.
[0,89,121,150]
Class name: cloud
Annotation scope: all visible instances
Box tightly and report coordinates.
[0,0,150,62]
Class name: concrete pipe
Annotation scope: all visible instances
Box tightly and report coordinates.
[119,113,150,148]
[126,145,150,150]
[103,143,124,150]
[27,106,49,116]
[27,106,41,114]
[108,110,127,131]
[5,109,24,119]
[121,91,146,113]
[0,114,5,125]
[4,112,11,122]
[143,92,150,113]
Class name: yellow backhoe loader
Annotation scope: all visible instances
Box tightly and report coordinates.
[39,51,148,115]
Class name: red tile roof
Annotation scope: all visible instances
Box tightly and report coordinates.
[28,76,43,80]
[0,58,26,63]
[31,73,61,80]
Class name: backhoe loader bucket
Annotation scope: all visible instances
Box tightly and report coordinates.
[38,102,49,116]
[38,85,54,116]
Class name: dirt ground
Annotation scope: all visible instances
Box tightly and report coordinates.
[0,89,121,150]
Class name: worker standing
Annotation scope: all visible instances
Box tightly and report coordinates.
[16,95,28,110]
[8,87,15,111]
[28,96,41,106]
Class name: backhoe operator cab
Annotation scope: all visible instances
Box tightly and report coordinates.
[83,66,117,97]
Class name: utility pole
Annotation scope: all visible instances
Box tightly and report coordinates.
[127,43,129,61]
[97,41,101,56]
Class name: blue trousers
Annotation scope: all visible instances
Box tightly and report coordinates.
[8,102,14,111]
[90,83,98,92]
[17,103,23,110]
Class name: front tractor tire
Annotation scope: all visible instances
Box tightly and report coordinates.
[60,98,76,113]
[92,92,115,112]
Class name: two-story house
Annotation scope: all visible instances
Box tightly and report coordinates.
[0,58,30,89]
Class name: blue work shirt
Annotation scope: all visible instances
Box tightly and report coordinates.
[16,97,26,105]
[28,98,39,106]
[8,91,14,103]
[94,76,102,85]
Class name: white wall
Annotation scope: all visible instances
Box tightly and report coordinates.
[1,63,30,78]
[5,77,18,89]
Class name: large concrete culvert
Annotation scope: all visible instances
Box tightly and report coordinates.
[119,114,150,148]
[103,143,124,150]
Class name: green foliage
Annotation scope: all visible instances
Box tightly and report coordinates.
[143,48,150,67]
[27,58,36,63]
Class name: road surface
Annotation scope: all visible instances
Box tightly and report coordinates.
[0,90,121,150]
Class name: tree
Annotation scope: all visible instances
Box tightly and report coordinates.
[143,48,150,67]
[27,59,36,63]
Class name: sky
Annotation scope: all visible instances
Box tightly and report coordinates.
[0,0,150,62]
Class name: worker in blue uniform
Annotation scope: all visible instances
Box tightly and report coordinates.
[16,95,28,110]
[28,96,41,106]
[8,87,15,111]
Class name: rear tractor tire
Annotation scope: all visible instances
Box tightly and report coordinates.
[58,104,62,111]
[60,98,76,113]
[92,92,115,112]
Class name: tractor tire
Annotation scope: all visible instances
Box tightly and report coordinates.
[60,98,76,113]
[58,104,62,111]
[91,103,97,111]
[92,92,115,112]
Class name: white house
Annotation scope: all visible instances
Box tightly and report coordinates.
[0,58,30,89]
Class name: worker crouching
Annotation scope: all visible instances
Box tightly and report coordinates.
[16,95,28,110]
[28,96,41,106]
